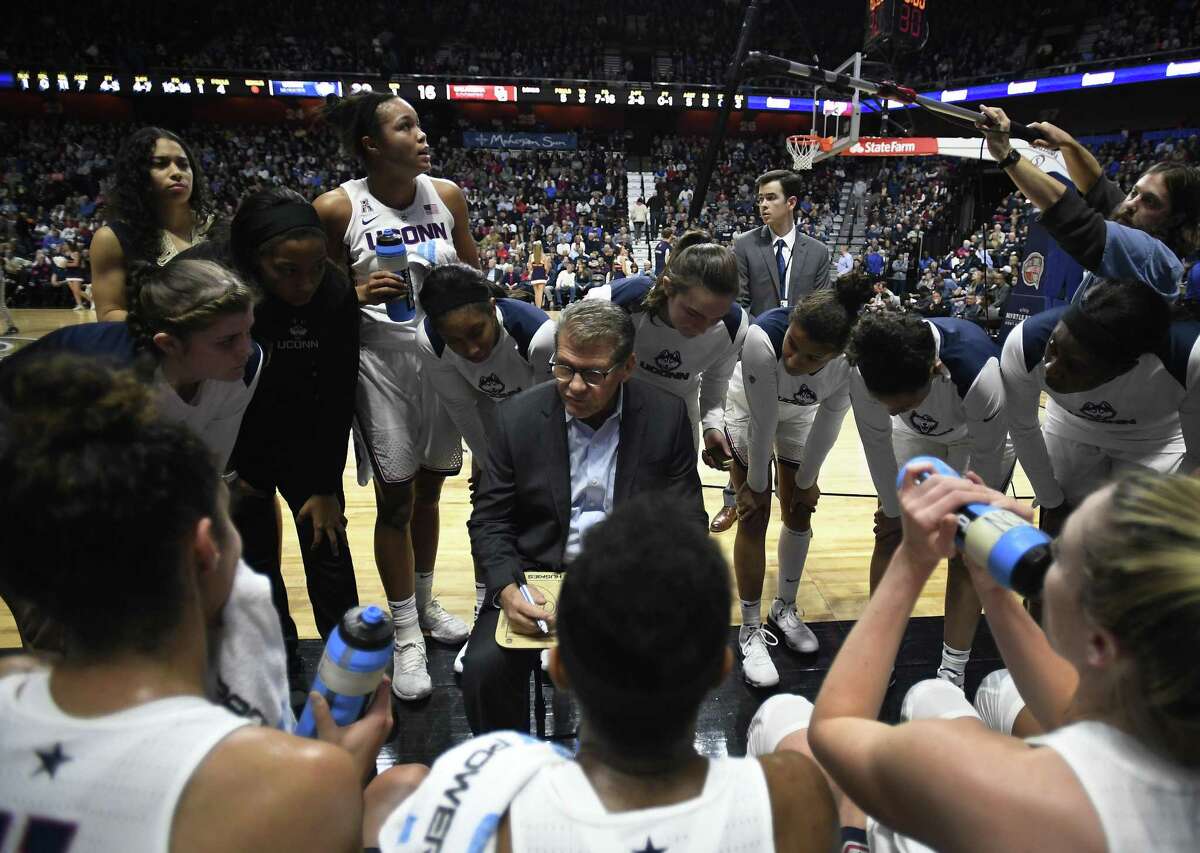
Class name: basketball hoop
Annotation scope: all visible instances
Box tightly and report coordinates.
[786,134,828,171]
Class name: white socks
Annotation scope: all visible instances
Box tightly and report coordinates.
[777,526,812,606]
[389,595,421,645]
[938,642,971,686]
[414,571,434,611]
[740,599,761,639]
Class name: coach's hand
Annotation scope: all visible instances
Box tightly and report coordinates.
[499,583,555,636]
[977,105,1013,162]
[356,270,409,306]
[299,493,347,557]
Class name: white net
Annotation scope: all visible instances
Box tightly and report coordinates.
[786,135,824,171]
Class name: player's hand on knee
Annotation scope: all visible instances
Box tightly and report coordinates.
[310,677,395,783]
[790,481,820,515]
[499,583,555,635]
[735,481,772,525]
[299,493,347,558]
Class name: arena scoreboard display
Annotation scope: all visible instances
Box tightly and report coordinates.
[4,55,1199,112]
[865,0,928,53]
[3,70,747,111]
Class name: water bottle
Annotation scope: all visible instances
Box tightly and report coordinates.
[376,229,415,322]
[295,605,393,738]
[897,456,1052,596]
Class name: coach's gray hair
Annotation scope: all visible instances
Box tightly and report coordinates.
[556,300,635,365]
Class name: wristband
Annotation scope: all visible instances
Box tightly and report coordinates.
[997,149,1021,170]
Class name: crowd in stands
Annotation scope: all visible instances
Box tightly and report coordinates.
[4,0,1196,89]
[2,112,1197,313]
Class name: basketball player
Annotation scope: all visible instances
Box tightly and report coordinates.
[90,127,217,322]
[416,263,556,672]
[1002,279,1200,534]
[586,229,747,467]
[315,92,480,700]
[0,356,404,852]
[368,497,838,852]
[726,275,873,687]
[849,312,1013,687]
[978,105,1200,303]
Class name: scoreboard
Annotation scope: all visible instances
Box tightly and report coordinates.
[4,70,750,111]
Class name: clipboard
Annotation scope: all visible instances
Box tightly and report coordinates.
[495,571,562,649]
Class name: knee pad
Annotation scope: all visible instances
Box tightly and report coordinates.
[901,678,979,723]
[973,669,1026,735]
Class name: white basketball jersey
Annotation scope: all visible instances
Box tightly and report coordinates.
[340,175,458,342]
[508,756,776,853]
[0,670,249,853]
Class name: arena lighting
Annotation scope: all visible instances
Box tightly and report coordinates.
[3,56,1196,109]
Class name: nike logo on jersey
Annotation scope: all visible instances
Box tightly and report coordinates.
[361,215,379,226]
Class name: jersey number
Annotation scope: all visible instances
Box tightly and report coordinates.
[0,810,78,852]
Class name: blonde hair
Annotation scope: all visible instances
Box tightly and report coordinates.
[1080,472,1200,766]
[531,242,545,265]
[642,229,737,316]
[127,258,258,358]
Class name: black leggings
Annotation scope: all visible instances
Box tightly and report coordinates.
[231,480,359,649]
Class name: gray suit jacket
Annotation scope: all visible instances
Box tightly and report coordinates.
[733,225,832,319]
[467,378,707,594]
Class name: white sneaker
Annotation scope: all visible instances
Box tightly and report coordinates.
[936,665,966,689]
[769,599,819,654]
[392,637,432,700]
[540,649,550,672]
[419,599,470,644]
[72,304,85,311]
[739,625,780,688]
[453,640,468,675]
[747,694,815,756]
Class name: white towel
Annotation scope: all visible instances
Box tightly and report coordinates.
[205,559,295,732]
[378,731,569,852]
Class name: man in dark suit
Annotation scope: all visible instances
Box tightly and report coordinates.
[733,169,832,320]
[715,169,834,533]
[462,299,707,733]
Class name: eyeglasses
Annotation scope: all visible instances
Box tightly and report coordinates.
[548,357,621,387]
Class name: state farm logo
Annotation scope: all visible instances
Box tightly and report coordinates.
[1021,252,1045,289]
[849,139,918,155]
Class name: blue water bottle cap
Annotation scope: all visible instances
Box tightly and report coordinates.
[377,232,406,259]
[360,605,386,625]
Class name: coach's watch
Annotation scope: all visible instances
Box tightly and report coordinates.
[997,149,1021,170]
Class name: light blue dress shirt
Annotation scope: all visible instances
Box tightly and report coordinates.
[563,390,623,562]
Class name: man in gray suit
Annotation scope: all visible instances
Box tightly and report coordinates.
[714,170,833,532]
[733,169,832,320]
[463,299,707,733]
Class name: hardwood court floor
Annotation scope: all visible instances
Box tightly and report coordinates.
[0,308,1037,648]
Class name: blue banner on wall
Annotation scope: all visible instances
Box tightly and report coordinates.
[462,131,577,150]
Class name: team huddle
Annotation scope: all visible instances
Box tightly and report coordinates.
[1,92,1199,852]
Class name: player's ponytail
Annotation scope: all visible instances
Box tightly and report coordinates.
[321,91,399,163]
[791,272,872,352]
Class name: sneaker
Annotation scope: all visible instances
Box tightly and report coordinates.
[72,304,85,311]
[453,640,468,675]
[936,666,966,689]
[747,693,815,756]
[392,638,432,701]
[769,599,819,654]
[540,649,550,673]
[739,625,780,688]
[419,599,470,644]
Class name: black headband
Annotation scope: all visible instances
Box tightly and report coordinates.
[1061,303,1139,364]
[236,202,323,255]
[420,281,493,319]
